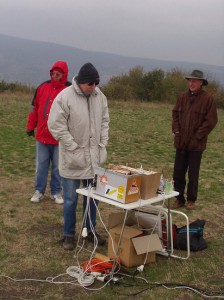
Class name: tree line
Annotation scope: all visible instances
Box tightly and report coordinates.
[1,67,224,108]
[101,67,224,108]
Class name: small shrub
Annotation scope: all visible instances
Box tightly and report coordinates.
[0,80,34,94]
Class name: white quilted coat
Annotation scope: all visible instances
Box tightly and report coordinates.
[48,78,109,179]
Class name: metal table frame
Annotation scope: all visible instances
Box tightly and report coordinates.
[75,187,190,263]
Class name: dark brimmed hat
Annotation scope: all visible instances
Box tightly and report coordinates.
[76,63,100,84]
[185,69,208,86]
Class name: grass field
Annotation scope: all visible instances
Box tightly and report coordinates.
[0,92,224,300]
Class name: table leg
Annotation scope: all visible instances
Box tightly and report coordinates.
[167,198,172,258]
[110,209,129,277]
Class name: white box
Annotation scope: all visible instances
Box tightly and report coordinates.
[94,166,142,204]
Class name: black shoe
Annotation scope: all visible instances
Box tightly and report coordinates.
[62,236,75,251]
[86,231,106,246]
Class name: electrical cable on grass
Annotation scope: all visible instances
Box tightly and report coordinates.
[0,274,80,286]
[68,184,224,295]
[112,280,224,299]
[65,183,121,290]
[133,192,167,274]
[2,273,224,299]
[1,185,223,296]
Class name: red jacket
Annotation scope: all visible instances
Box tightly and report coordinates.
[26,61,71,144]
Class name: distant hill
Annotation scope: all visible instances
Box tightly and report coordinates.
[0,34,223,87]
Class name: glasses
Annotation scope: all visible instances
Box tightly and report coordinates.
[87,79,99,86]
[52,71,63,77]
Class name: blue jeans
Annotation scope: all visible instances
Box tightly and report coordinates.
[35,141,61,195]
[62,178,98,237]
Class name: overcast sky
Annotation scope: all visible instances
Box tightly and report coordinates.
[0,0,223,67]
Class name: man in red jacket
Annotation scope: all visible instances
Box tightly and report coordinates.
[26,61,71,204]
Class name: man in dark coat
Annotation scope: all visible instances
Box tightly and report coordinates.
[171,69,218,210]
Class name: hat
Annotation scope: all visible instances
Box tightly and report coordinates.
[76,63,100,84]
[185,69,208,86]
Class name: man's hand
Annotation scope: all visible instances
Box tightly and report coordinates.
[26,130,35,137]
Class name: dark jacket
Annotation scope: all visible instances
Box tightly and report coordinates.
[172,89,217,151]
[26,61,71,144]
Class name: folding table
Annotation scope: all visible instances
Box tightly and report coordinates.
[76,187,190,261]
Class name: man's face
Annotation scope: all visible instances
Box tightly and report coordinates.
[79,81,98,95]
[51,70,63,81]
[188,79,203,93]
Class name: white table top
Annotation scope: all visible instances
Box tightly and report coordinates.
[76,188,178,210]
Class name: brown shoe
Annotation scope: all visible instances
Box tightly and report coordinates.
[186,201,196,210]
[170,200,185,209]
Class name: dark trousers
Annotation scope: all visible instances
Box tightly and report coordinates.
[173,149,203,203]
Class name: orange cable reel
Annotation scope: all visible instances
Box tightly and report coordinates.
[82,253,120,274]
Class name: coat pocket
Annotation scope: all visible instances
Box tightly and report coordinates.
[64,148,86,170]
[99,145,107,165]
[188,137,201,151]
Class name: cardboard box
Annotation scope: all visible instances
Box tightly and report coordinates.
[120,164,161,199]
[94,166,142,204]
[107,212,163,267]
[140,170,161,199]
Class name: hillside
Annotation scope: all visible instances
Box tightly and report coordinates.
[0,34,224,87]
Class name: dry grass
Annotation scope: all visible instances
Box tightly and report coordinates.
[0,94,224,299]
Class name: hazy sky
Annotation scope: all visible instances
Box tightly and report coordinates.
[0,0,223,66]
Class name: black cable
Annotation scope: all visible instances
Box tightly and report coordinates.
[110,279,224,299]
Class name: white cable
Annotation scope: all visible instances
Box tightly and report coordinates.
[69,184,105,288]
[0,274,80,286]
[94,195,121,273]
[66,266,84,279]
[77,273,95,287]
[141,197,166,266]
[134,193,167,270]
[66,260,116,290]
[71,184,122,289]
[66,266,94,287]
[0,274,50,283]
[162,284,224,299]
[2,273,224,298]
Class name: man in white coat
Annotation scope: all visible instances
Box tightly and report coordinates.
[48,63,109,250]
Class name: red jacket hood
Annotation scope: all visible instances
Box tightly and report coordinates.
[50,61,69,86]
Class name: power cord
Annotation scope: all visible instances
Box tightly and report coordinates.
[112,279,224,299]
[68,183,122,289]
[134,193,167,273]
[3,183,223,297]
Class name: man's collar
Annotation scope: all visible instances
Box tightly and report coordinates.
[188,88,203,96]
